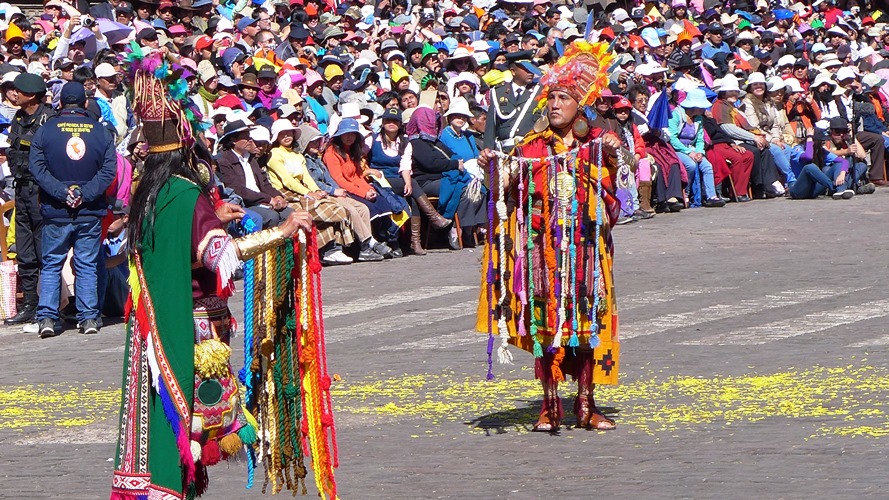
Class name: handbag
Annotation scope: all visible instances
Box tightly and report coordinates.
[0,261,16,320]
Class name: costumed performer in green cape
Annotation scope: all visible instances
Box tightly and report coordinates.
[110,50,312,499]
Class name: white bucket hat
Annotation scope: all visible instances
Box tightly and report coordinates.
[767,76,786,92]
[745,72,767,89]
[444,96,472,118]
[270,118,299,144]
[716,74,741,93]
[783,78,805,93]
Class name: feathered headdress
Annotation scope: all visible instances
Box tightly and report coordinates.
[123,42,208,153]
[536,41,615,112]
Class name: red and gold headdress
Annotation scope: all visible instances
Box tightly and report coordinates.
[124,43,207,153]
[536,41,614,111]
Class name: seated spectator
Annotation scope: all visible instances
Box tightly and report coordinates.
[741,72,798,185]
[790,123,856,200]
[711,75,785,198]
[666,88,725,208]
[215,119,295,228]
[408,106,487,249]
[266,119,354,265]
[368,107,450,256]
[323,118,400,260]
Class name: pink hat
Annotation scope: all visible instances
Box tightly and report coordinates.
[168,24,188,36]
[34,20,54,36]
[179,58,198,72]
[305,69,323,87]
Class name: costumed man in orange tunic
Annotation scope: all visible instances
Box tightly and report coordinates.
[477,41,623,432]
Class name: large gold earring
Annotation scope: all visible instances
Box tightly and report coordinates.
[572,118,589,138]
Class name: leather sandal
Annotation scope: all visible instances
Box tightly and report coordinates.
[589,408,616,430]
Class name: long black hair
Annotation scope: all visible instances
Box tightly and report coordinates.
[329,132,364,164]
[128,143,211,254]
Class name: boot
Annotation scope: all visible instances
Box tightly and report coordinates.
[409,216,426,255]
[416,195,452,230]
[638,181,655,214]
[5,303,36,325]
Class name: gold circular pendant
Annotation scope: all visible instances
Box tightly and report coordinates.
[550,171,576,202]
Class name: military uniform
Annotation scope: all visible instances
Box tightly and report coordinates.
[483,81,543,151]
[5,81,53,324]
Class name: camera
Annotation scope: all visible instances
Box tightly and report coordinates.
[81,15,96,28]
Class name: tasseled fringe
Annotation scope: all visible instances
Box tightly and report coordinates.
[214,239,240,299]
[201,440,221,466]
[156,382,195,484]
[496,318,513,365]
[551,347,565,383]
[218,433,243,457]
[237,420,257,445]
[194,462,209,497]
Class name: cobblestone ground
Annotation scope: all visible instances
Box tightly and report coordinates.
[1,192,888,499]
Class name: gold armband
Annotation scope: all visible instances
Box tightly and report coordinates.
[234,227,288,261]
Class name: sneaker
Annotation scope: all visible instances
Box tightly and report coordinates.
[372,241,392,257]
[831,189,854,200]
[321,249,353,266]
[358,248,384,262]
[22,323,38,334]
[633,209,654,221]
[448,227,461,250]
[38,318,62,339]
[80,318,100,335]
[616,215,635,225]
[857,183,876,195]
[389,247,404,258]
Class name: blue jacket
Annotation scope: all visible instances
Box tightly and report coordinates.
[30,108,117,221]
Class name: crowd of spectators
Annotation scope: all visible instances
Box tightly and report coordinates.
[0,0,885,329]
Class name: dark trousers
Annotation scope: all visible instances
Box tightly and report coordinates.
[13,181,42,306]
[855,131,887,181]
[654,163,684,203]
[743,143,781,189]
[248,205,294,229]
[385,175,424,213]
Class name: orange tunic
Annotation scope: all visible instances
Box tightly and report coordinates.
[476,128,621,386]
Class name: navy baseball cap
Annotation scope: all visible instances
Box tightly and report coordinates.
[60,82,87,105]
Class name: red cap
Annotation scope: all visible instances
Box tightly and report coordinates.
[305,4,318,16]
[290,0,304,5]
[158,1,174,9]
[613,96,632,110]
[862,16,875,26]
[195,35,214,51]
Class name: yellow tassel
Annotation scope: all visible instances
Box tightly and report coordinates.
[194,338,232,379]
[218,432,243,457]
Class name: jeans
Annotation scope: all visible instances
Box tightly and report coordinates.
[676,151,716,207]
[770,143,797,184]
[37,218,103,322]
[789,164,833,199]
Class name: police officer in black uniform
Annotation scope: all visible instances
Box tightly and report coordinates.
[4,74,54,326]
[483,50,544,152]
[30,82,117,338]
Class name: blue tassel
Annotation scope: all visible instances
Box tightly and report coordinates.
[157,382,183,440]
[532,341,543,358]
[568,333,579,348]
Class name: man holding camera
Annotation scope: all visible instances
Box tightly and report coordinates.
[29,82,117,338]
